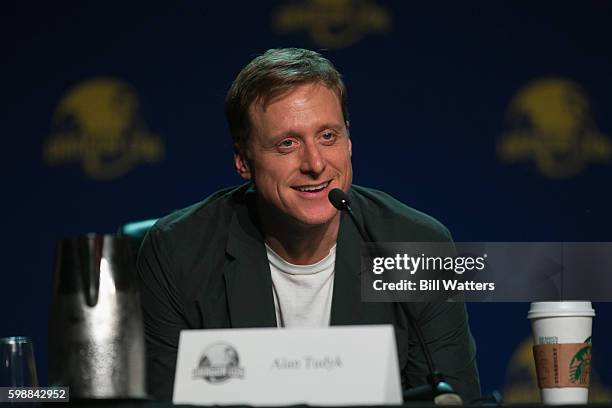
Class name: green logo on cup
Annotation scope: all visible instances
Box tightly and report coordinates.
[570,337,592,385]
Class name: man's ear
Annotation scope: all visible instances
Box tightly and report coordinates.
[233,148,252,180]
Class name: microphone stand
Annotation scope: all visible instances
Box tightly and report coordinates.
[328,189,463,405]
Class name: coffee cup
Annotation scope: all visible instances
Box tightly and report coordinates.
[527,301,595,405]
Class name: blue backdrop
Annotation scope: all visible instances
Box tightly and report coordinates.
[3,0,611,400]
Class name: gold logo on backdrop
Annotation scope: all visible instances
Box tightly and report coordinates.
[44,78,164,180]
[273,0,391,48]
[498,78,611,178]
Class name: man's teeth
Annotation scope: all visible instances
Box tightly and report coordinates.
[297,182,329,192]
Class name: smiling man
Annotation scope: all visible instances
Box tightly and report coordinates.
[236,82,352,265]
[137,48,480,401]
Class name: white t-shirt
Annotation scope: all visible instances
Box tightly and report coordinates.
[265,244,336,328]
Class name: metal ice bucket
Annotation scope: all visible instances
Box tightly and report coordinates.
[48,234,146,399]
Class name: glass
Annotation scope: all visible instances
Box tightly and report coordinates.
[0,336,39,387]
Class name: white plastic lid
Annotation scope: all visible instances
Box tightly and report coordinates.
[527,301,595,319]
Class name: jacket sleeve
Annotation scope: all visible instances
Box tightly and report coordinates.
[403,301,481,403]
[136,225,187,401]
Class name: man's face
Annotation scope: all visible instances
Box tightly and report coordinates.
[234,82,352,228]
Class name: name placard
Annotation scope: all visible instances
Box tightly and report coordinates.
[173,325,402,406]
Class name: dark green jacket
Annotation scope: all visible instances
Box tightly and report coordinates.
[137,183,480,402]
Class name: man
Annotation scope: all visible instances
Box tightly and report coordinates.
[137,48,480,401]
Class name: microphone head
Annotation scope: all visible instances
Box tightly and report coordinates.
[328,188,350,211]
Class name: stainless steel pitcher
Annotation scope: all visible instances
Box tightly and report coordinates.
[48,234,146,399]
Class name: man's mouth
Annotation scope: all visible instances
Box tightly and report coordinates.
[292,181,331,193]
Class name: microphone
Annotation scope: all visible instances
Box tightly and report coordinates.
[328,188,463,405]
[327,188,351,211]
[328,188,370,243]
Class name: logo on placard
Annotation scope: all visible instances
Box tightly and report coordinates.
[193,342,245,383]
[44,77,164,180]
[497,78,611,178]
[570,337,592,385]
[273,0,391,48]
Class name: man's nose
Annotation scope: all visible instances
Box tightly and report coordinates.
[299,142,325,175]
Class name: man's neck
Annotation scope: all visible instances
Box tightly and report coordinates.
[259,211,341,265]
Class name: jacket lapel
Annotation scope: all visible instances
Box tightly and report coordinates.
[329,191,410,369]
[330,210,364,325]
[223,198,277,328]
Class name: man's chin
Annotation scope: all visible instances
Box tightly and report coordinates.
[292,210,339,228]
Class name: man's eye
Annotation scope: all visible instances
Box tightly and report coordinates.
[277,139,297,151]
[321,132,336,141]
